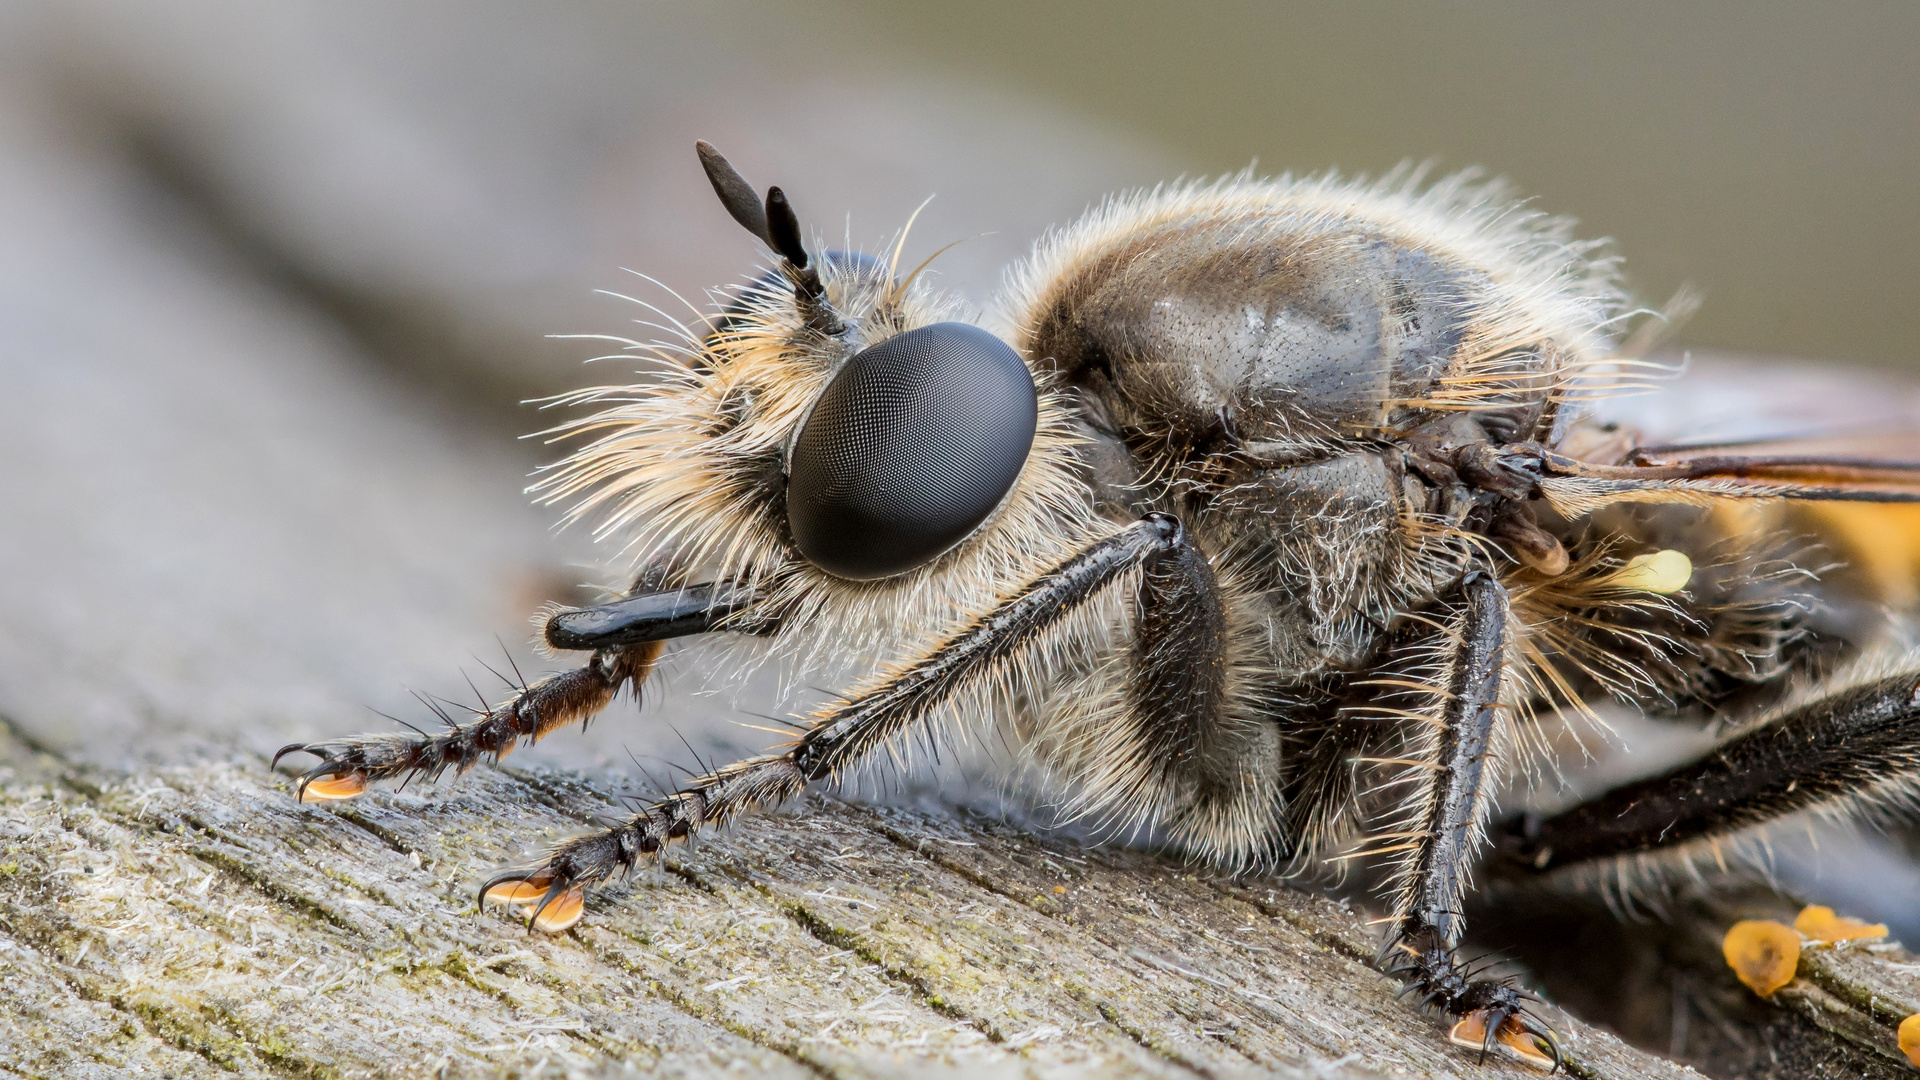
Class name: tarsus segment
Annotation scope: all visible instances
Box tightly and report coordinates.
[273,582,751,798]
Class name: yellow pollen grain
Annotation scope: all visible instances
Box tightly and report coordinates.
[1723,919,1799,996]
[1606,549,1692,594]
[1794,904,1888,942]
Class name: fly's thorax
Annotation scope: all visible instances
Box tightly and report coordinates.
[992,172,1631,676]
[1000,173,1628,472]
[1025,220,1501,448]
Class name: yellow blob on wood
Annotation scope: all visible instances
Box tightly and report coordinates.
[1723,920,1800,996]
[1794,904,1888,942]
[1605,549,1693,594]
[1898,1013,1920,1067]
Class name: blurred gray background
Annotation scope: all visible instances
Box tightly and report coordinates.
[0,1,1916,817]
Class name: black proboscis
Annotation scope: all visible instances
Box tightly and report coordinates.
[543,582,753,652]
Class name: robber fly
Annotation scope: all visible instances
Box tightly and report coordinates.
[277,142,1920,1069]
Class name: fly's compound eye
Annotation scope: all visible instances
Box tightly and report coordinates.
[787,322,1038,580]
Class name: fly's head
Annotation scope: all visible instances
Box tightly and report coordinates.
[532,144,1101,660]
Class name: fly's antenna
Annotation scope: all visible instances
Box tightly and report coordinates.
[697,140,771,246]
[695,140,843,334]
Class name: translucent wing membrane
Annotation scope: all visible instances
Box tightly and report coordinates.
[1532,436,1920,515]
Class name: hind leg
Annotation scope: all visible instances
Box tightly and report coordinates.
[1495,669,1920,874]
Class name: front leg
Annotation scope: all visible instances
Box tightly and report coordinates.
[274,582,753,800]
[479,514,1189,931]
[1382,572,1561,1070]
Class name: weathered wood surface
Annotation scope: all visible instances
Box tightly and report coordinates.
[11,725,1920,1079]
[0,719,1688,1080]
[8,717,1920,1079]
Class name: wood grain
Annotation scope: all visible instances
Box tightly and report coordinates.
[1,716,1724,1080]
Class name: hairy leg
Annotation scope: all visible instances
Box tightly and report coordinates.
[1376,573,1561,1068]
[481,514,1194,931]
[1495,669,1920,874]
[274,583,752,801]
[1079,518,1286,858]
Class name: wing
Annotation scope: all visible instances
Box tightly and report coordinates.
[1536,357,1920,606]
[1534,431,1920,516]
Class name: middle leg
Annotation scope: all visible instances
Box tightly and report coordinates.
[479,513,1193,930]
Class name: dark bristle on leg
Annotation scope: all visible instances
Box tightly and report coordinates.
[479,514,1190,928]
[273,584,748,801]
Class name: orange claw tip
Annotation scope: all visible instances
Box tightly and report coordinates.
[479,869,556,909]
[297,774,368,803]
[1723,919,1801,997]
[529,887,587,933]
[1447,1012,1557,1071]
[482,879,552,907]
[1794,904,1888,943]
[1898,1013,1920,1066]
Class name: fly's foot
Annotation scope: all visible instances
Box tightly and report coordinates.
[1389,935,1562,1072]
[478,825,638,934]
[475,782,736,934]
[479,867,589,933]
[273,724,507,804]
[1448,1005,1559,1071]
[472,795,683,930]
[272,734,435,803]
